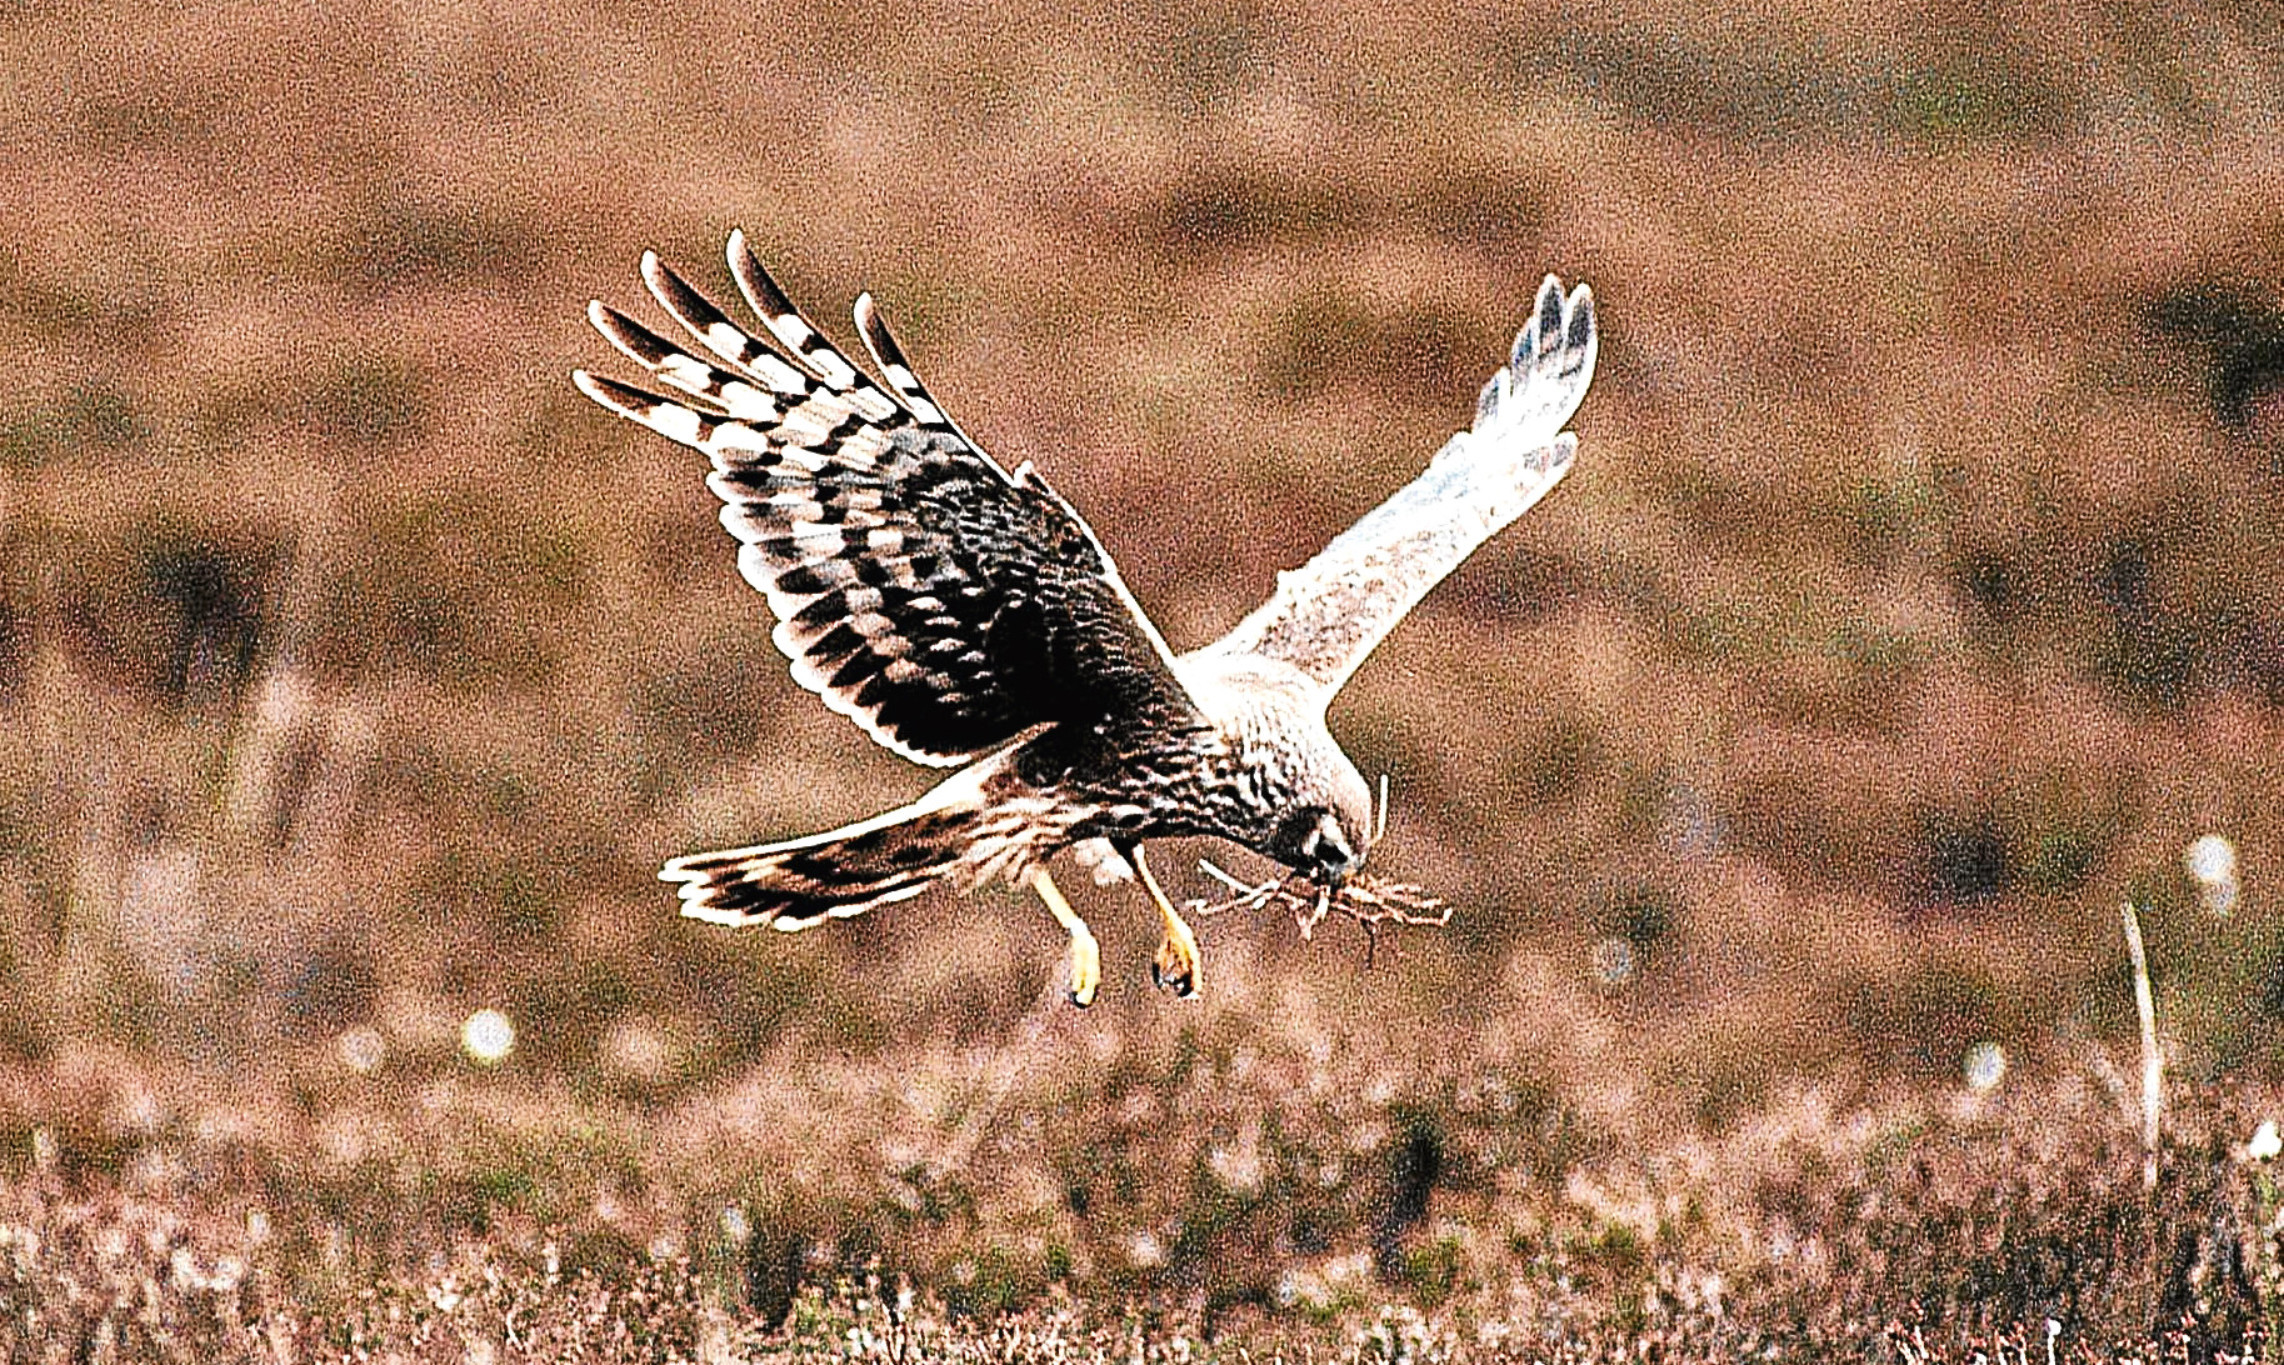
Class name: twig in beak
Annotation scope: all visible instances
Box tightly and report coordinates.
[1186,861,1451,947]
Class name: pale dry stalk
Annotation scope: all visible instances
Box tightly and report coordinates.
[2119,902,2162,1193]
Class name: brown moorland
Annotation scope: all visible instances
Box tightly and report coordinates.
[4,0,2284,1358]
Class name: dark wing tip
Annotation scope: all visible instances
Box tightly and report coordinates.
[1563,284,1596,381]
[573,367,649,417]
[589,300,676,369]
[1513,274,1564,370]
[640,252,719,332]
[1536,274,1564,343]
[850,289,955,428]
[726,229,802,326]
[727,231,863,389]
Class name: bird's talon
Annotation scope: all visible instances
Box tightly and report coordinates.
[1033,867,1100,1009]
[1067,933,1101,1008]
[1126,844,1202,998]
[1152,937,1199,998]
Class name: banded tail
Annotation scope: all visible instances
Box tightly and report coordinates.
[661,749,1085,928]
[663,802,985,929]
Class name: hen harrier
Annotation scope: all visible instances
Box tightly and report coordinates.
[575,233,1595,1005]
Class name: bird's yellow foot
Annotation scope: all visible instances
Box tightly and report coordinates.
[1031,868,1100,1008]
[1150,926,1199,998]
[1129,845,1201,999]
[1066,925,1102,1008]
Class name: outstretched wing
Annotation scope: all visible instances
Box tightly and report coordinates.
[576,230,1201,766]
[1196,274,1596,695]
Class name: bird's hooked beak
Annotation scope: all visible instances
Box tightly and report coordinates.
[1298,810,1363,886]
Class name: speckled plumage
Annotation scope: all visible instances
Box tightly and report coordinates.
[575,233,1596,967]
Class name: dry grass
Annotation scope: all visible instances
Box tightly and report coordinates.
[0,1060,2280,1361]
[4,0,2284,1357]
[1187,865,1451,952]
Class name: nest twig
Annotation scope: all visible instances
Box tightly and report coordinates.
[1184,859,1450,964]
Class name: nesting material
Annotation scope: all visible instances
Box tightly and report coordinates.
[1186,859,1450,950]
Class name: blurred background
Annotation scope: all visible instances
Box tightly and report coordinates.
[4,0,2284,1348]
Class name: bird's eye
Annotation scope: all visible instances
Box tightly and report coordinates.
[1277,808,1353,878]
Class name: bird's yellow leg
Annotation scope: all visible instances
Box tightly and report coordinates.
[1129,845,1200,999]
[1031,867,1100,1008]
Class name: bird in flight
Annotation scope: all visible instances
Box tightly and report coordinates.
[575,232,1595,1005]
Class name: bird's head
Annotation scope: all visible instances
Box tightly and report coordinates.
[1179,652,1379,885]
[1265,758,1375,885]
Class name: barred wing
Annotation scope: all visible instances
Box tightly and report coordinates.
[576,231,1200,765]
[1198,275,1595,696]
